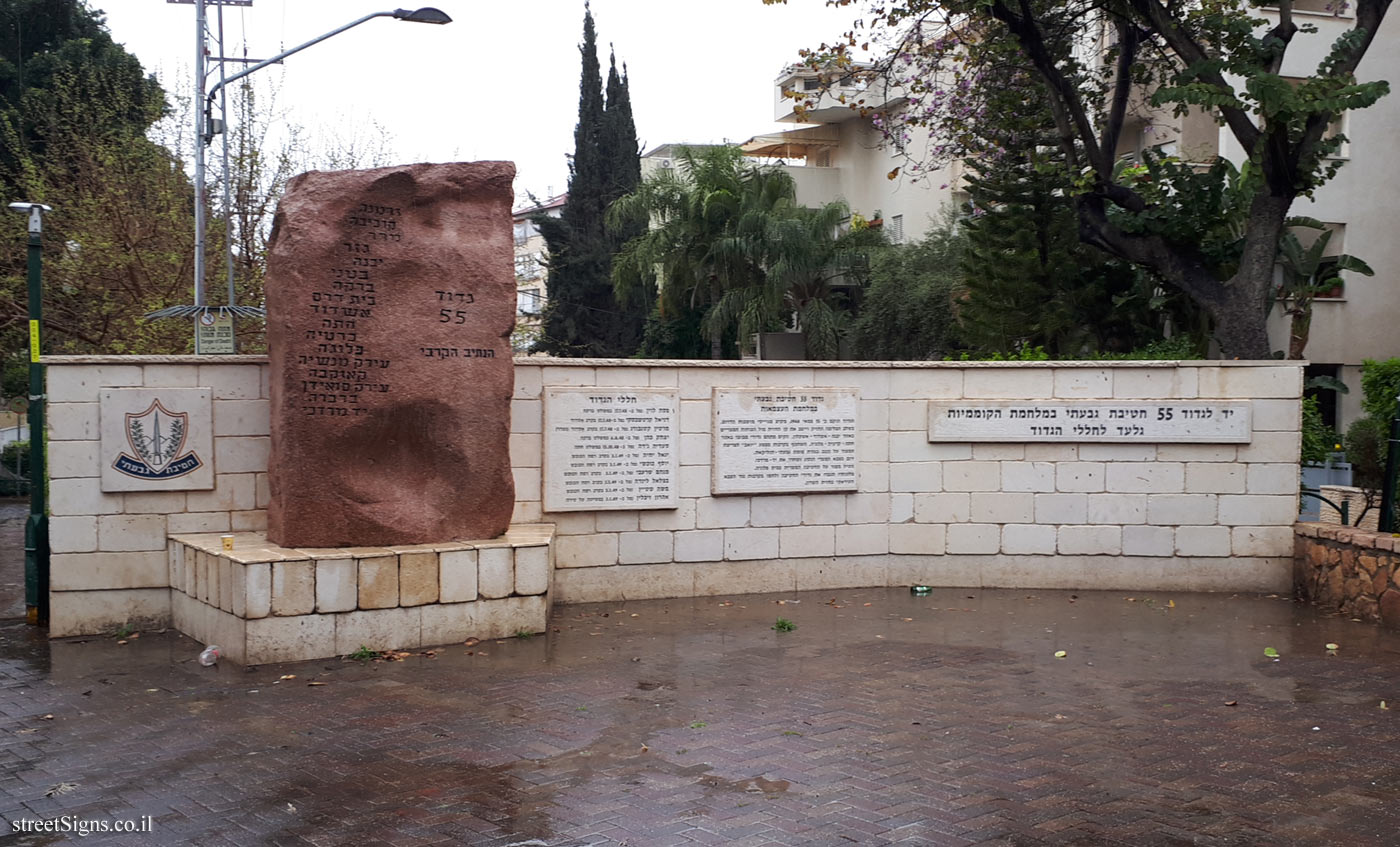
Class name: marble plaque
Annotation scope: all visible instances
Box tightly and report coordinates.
[265,162,517,546]
[712,388,859,495]
[543,388,678,512]
[928,400,1252,442]
[100,388,214,491]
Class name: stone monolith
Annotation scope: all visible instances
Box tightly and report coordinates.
[265,162,516,547]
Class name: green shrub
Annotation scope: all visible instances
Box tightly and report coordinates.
[1301,396,1342,465]
[1360,358,1400,423]
[0,440,27,468]
[1344,416,1386,491]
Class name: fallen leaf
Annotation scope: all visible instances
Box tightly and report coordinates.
[863,603,872,607]
[1054,650,1068,659]
[39,714,53,721]
[630,613,640,617]
[285,803,296,814]
[902,618,913,622]
[44,782,78,797]
[1263,647,1279,658]
[1225,700,1238,707]
[1167,600,1176,608]
[279,674,296,681]
[463,638,480,647]
[16,728,36,735]
[307,681,328,687]
[116,640,127,645]
[1381,701,1389,710]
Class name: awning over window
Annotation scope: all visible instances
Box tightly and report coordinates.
[739,126,840,159]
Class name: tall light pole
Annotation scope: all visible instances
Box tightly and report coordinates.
[9,201,51,626]
[147,5,453,342]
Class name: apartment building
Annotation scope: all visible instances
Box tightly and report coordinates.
[511,193,565,350]
[735,10,1398,425]
[739,65,959,245]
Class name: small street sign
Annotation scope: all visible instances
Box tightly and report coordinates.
[195,309,236,354]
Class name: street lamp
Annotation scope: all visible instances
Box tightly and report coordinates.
[8,201,52,626]
[146,5,453,346]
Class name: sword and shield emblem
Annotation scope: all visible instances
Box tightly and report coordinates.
[112,399,204,480]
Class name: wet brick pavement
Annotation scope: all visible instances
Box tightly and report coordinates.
[3,587,1400,846]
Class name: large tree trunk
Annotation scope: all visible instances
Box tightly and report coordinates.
[1210,296,1274,359]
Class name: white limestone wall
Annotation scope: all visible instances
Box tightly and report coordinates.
[44,356,269,636]
[516,360,1302,603]
[42,356,1302,635]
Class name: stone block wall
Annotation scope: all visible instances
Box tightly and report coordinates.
[168,526,552,664]
[45,357,269,636]
[42,356,1303,635]
[1294,523,1400,626]
[514,360,1301,602]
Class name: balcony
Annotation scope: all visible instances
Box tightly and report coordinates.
[774,65,902,124]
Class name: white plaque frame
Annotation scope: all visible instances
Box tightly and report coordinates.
[100,388,215,491]
[712,387,860,495]
[543,387,679,512]
[927,400,1252,443]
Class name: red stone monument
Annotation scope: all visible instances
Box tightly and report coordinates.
[265,162,516,547]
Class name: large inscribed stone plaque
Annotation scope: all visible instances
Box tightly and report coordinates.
[543,388,678,512]
[713,388,859,495]
[99,388,214,492]
[265,162,516,547]
[928,400,1252,443]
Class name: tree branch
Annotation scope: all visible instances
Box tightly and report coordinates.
[1124,0,1262,153]
[1101,17,1140,166]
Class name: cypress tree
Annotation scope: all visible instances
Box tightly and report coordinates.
[535,5,644,357]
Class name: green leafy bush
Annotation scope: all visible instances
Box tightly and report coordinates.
[1360,358,1400,423]
[1301,396,1342,465]
[0,440,27,468]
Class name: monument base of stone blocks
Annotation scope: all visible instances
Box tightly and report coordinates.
[167,526,553,665]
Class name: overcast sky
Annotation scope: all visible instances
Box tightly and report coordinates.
[94,0,861,206]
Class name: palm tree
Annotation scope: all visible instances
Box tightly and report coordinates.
[1276,219,1373,360]
[608,145,856,359]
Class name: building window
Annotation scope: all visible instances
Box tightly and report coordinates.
[515,252,543,280]
[803,77,820,91]
[889,214,904,244]
[517,289,542,316]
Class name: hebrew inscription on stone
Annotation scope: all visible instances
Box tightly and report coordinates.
[928,400,1252,442]
[265,162,517,547]
[712,388,859,495]
[543,388,678,512]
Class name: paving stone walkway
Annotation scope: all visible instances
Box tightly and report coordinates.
[3,587,1400,846]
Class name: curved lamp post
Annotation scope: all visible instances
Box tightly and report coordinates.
[146,6,452,342]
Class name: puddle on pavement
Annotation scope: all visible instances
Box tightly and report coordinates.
[9,586,1400,844]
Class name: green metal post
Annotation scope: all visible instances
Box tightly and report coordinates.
[16,203,49,625]
[1379,395,1399,534]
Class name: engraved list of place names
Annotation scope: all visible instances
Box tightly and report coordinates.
[713,389,859,495]
[293,202,402,419]
[543,389,679,512]
[928,400,1252,443]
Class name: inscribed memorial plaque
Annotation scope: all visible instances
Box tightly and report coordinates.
[543,388,678,512]
[712,388,859,495]
[927,400,1251,443]
[265,162,516,547]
